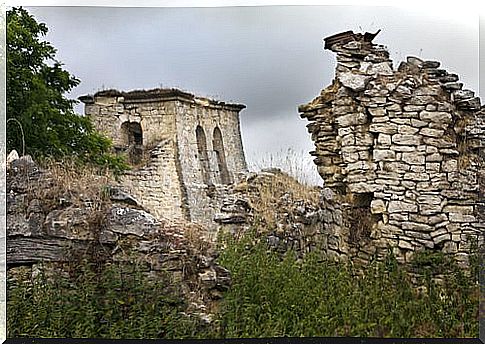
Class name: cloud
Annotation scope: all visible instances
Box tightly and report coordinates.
[25,5,479,184]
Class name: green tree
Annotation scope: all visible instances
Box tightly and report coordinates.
[6,7,126,171]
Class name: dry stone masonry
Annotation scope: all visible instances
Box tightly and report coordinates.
[80,88,247,233]
[299,30,484,265]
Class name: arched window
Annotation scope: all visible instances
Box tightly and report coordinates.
[196,125,211,185]
[213,126,231,184]
[121,122,143,146]
[121,121,143,164]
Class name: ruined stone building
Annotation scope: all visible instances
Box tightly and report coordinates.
[299,30,484,265]
[79,88,247,232]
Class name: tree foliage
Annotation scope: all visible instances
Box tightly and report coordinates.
[6,7,126,171]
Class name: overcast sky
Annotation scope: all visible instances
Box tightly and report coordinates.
[24,5,480,184]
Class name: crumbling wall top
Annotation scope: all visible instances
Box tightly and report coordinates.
[79,87,246,112]
[323,29,381,51]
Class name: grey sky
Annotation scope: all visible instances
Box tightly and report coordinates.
[25,5,480,184]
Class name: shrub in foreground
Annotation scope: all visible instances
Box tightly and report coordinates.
[7,233,479,339]
[7,262,206,339]
[215,231,479,338]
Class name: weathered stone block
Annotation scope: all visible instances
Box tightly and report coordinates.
[377,133,391,146]
[348,182,382,193]
[337,72,372,92]
[398,125,419,135]
[433,233,451,245]
[410,165,425,173]
[384,162,410,173]
[425,162,441,172]
[443,205,474,214]
[428,213,448,225]
[368,107,387,117]
[443,241,458,254]
[402,221,433,232]
[401,152,425,165]
[360,61,393,76]
[403,172,429,181]
[390,145,417,152]
[369,123,398,134]
[408,95,437,105]
[410,119,428,128]
[426,153,443,162]
[336,113,368,127]
[373,149,396,161]
[388,201,418,213]
[404,231,431,240]
[420,128,444,137]
[404,105,425,112]
[370,199,386,214]
[392,134,421,145]
[422,137,455,148]
[398,240,413,250]
[449,213,476,223]
[346,160,373,171]
[417,194,442,205]
[442,159,458,172]
[341,134,355,146]
[354,133,374,146]
[419,111,452,123]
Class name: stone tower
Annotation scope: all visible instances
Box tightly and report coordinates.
[79,88,247,233]
[299,31,484,265]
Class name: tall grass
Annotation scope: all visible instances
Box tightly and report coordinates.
[7,262,207,339]
[214,230,480,338]
[247,148,322,187]
[7,232,479,339]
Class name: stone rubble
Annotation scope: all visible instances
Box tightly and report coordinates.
[215,169,344,260]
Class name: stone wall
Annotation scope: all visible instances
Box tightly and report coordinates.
[299,31,484,265]
[174,100,248,232]
[80,89,248,232]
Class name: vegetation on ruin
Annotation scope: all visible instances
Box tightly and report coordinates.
[215,231,480,338]
[8,231,480,339]
[7,262,207,339]
[7,7,127,173]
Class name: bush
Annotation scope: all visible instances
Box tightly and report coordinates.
[7,262,205,339]
[214,231,479,338]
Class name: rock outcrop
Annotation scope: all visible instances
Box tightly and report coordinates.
[6,154,231,320]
